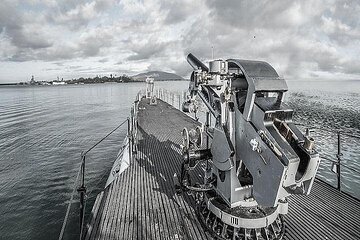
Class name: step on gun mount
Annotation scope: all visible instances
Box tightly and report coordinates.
[175,53,321,240]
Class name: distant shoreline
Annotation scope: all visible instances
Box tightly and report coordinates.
[0,79,188,87]
[0,83,18,86]
[1,70,187,86]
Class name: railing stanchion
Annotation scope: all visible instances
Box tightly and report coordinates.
[336,131,342,191]
[58,118,129,240]
[128,117,132,160]
[205,112,210,171]
[78,153,86,238]
[206,112,210,149]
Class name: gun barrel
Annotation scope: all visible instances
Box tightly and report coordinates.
[187,53,209,72]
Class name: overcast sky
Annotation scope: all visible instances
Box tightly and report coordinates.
[0,0,359,83]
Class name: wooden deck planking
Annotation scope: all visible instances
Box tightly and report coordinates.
[85,98,360,240]
[85,191,103,240]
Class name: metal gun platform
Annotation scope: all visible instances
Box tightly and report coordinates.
[84,98,360,240]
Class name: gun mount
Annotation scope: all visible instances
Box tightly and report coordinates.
[175,53,321,239]
[145,77,157,105]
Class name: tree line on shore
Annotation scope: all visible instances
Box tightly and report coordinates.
[16,74,138,85]
[67,74,135,84]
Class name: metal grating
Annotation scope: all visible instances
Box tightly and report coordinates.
[85,98,360,240]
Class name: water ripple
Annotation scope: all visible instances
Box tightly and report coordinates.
[0,81,359,240]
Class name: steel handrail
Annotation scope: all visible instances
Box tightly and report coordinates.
[320,155,360,175]
[295,123,360,139]
[58,118,130,240]
[82,119,128,156]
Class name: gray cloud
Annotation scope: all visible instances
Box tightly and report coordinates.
[166,61,191,78]
[0,0,359,82]
[207,0,305,29]
[46,1,97,29]
[0,0,117,63]
[0,1,52,50]
[44,0,116,28]
[320,2,360,46]
[342,61,360,75]
[9,26,53,49]
[178,0,360,79]
[126,40,173,61]
[94,0,116,11]
[161,1,202,25]
[98,57,109,63]
[79,30,113,57]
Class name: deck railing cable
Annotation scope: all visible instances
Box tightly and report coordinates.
[295,126,360,192]
[58,118,130,240]
[58,163,82,240]
[295,122,360,139]
[321,155,360,174]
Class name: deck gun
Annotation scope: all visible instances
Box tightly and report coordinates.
[175,53,321,240]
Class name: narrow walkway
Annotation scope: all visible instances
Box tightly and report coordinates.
[85,98,360,240]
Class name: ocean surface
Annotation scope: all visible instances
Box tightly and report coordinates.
[0,80,359,240]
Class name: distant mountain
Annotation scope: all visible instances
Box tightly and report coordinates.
[132,71,184,81]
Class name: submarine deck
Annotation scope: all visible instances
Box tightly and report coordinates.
[85,98,360,240]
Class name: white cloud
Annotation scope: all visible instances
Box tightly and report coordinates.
[0,0,359,83]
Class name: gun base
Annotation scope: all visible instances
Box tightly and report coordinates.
[196,192,285,240]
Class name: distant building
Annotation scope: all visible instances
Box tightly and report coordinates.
[30,75,35,85]
[52,81,66,85]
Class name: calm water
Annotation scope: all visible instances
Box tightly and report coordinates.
[286,80,360,199]
[0,80,359,239]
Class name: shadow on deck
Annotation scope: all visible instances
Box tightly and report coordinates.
[84,98,360,240]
